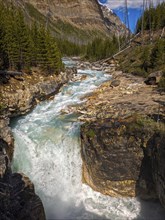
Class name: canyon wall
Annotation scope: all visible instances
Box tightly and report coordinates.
[81,116,165,205]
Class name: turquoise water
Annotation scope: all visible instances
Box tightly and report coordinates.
[11,60,165,220]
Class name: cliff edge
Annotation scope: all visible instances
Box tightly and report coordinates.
[72,64,165,207]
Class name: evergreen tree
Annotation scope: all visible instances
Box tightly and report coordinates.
[136,2,165,33]
[141,46,151,72]
[15,10,32,70]
[85,36,119,61]
[0,2,8,69]
[0,1,63,73]
[3,10,19,70]
[150,39,165,68]
[45,32,63,73]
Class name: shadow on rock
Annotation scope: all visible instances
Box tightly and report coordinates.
[0,138,46,220]
[135,132,165,219]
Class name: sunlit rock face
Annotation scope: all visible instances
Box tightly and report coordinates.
[81,116,165,208]
[27,0,105,27]
[81,118,145,197]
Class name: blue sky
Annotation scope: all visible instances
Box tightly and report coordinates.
[113,7,142,33]
[98,0,165,33]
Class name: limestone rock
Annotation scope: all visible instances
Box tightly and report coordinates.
[81,116,165,205]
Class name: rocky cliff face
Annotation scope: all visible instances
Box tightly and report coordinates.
[148,131,165,207]
[11,0,126,43]
[0,68,74,219]
[0,117,14,161]
[81,117,165,201]
[101,5,127,36]
[0,139,46,220]
[0,68,73,117]
[26,0,105,28]
[76,65,165,207]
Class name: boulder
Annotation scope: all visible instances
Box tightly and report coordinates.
[110,79,121,88]
[144,71,163,85]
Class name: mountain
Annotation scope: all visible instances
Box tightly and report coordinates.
[9,0,126,44]
[101,5,127,36]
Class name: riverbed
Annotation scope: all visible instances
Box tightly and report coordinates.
[11,59,165,219]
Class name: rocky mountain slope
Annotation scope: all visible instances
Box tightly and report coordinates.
[101,5,127,36]
[10,0,126,44]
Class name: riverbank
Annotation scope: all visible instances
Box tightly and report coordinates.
[69,68,165,208]
[0,59,165,218]
[0,67,74,219]
[0,67,74,156]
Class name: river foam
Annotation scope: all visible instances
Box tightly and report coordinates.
[11,59,165,220]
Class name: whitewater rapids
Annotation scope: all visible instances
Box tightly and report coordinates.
[11,59,165,220]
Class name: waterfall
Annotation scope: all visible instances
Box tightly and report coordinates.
[11,59,165,220]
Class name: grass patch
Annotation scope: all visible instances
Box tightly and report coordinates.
[88,129,96,138]
[127,114,165,134]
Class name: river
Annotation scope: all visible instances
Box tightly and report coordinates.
[11,58,165,220]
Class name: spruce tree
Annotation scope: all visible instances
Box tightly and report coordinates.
[0,1,63,73]
[15,10,32,70]
[4,10,19,70]
[45,32,63,73]
[150,39,165,68]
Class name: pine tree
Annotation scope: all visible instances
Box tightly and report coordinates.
[0,2,8,69]
[30,22,40,66]
[45,33,63,74]
[15,10,32,70]
[150,39,165,68]
[136,2,165,33]
[3,9,19,70]
[141,46,151,72]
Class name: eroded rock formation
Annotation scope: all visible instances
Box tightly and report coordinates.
[0,117,14,161]
[26,0,106,28]
[0,68,73,117]
[81,116,165,202]
[78,68,165,207]
[0,68,74,218]
[0,139,46,220]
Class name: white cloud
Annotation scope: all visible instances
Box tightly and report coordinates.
[105,0,165,9]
